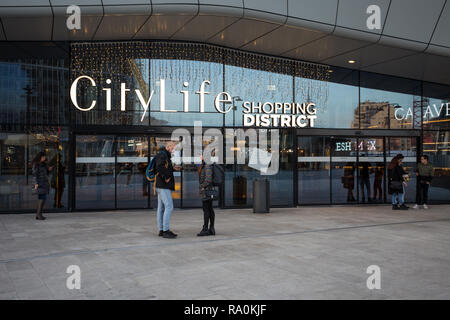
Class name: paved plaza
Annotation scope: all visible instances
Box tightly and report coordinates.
[0,204,449,300]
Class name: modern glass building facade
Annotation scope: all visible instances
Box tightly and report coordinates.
[0,40,449,213]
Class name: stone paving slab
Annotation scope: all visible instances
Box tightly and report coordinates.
[0,204,449,299]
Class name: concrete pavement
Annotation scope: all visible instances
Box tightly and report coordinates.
[0,204,449,299]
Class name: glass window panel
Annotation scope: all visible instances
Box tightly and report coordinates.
[423,82,450,130]
[358,137,385,203]
[116,136,149,209]
[360,72,421,129]
[297,136,331,204]
[225,65,293,127]
[296,67,358,128]
[423,131,450,202]
[332,138,358,203]
[150,59,223,127]
[75,135,115,209]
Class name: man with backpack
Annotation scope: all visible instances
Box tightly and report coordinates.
[153,141,179,239]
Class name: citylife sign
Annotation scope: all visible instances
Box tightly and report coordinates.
[394,103,450,121]
[70,76,317,128]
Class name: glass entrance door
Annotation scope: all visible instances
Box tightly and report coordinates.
[75,135,116,209]
[75,134,181,210]
[297,136,331,204]
[358,137,385,203]
[331,137,358,203]
[116,136,149,209]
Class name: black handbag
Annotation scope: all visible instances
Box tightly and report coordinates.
[389,180,403,191]
[204,188,218,201]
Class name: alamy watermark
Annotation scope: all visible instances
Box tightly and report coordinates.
[66,5,81,31]
[366,265,381,290]
[66,265,81,290]
[366,5,381,30]
[171,121,280,175]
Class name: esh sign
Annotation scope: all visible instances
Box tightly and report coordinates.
[70,76,317,128]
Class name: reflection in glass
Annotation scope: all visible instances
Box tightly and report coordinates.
[423,82,450,130]
[358,137,384,203]
[150,59,223,127]
[75,136,115,209]
[332,138,357,203]
[359,72,421,129]
[422,131,450,202]
[296,68,358,128]
[297,136,331,204]
[116,136,149,209]
[0,128,69,211]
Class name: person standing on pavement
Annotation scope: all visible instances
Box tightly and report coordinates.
[197,156,216,237]
[388,154,409,210]
[413,155,434,209]
[155,141,180,239]
[31,151,53,220]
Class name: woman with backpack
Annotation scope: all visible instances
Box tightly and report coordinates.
[388,154,408,210]
[197,156,216,236]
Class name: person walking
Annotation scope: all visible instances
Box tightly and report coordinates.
[413,155,434,209]
[197,156,216,236]
[155,141,179,239]
[32,151,52,220]
[388,154,408,210]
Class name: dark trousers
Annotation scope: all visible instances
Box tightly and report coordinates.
[202,199,215,229]
[416,182,429,205]
[54,188,64,208]
[360,177,371,201]
[373,179,382,200]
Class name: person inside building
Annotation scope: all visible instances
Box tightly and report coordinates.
[197,155,216,237]
[155,141,179,239]
[49,152,65,208]
[359,157,372,203]
[342,162,356,202]
[413,155,434,209]
[373,162,384,202]
[31,151,53,220]
[388,154,408,210]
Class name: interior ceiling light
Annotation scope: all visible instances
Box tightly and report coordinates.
[348,60,356,64]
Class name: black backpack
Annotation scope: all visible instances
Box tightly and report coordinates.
[211,164,224,186]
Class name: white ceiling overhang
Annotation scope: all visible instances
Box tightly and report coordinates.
[1,0,449,85]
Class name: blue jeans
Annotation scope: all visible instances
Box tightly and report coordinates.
[156,188,174,232]
[391,185,405,205]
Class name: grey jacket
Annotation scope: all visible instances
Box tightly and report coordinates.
[33,163,50,195]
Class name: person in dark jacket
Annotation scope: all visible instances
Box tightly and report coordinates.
[197,156,216,236]
[154,141,179,239]
[413,155,434,209]
[49,152,65,208]
[388,154,408,210]
[31,151,53,220]
[359,159,372,203]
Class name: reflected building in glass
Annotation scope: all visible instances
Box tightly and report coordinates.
[0,41,449,213]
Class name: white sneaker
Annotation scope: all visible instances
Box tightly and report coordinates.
[412,204,419,209]
[423,204,429,209]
